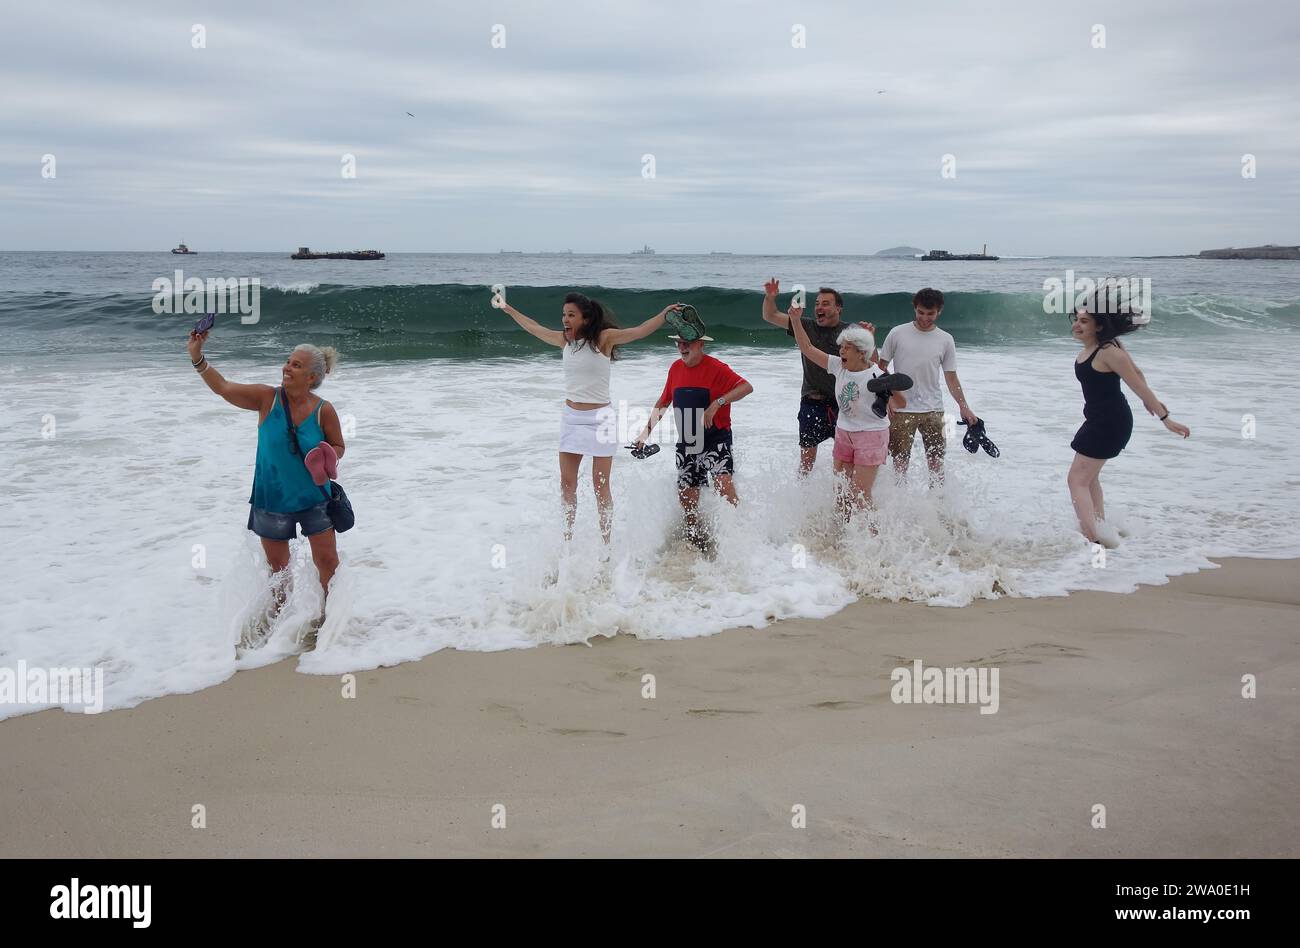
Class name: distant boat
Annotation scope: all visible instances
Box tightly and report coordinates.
[708,251,733,255]
[291,247,385,260]
[922,243,999,261]
[498,249,523,254]
[171,242,196,255]
[632,244,655,255]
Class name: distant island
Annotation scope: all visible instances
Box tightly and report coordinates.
[874,245,924,257]
[1198,244,1300,260]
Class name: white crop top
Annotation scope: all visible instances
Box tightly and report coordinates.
[563,340,611,403]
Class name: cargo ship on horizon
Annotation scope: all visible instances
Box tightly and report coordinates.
[922,244,999,261]
[291,247,385,260]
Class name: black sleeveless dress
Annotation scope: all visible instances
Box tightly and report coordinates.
[1071,346,1133,459]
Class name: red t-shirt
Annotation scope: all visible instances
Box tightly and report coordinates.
[658,354,747,431]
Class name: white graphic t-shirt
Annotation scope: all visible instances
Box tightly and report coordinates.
[826,355,890,432]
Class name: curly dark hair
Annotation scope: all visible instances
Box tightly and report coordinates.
[913,287,944,310]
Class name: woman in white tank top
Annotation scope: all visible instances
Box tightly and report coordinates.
[497,291,682,543]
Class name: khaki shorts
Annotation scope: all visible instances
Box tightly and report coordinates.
[889,410,945,461]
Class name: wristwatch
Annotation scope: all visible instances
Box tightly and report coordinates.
[714,396,727,408]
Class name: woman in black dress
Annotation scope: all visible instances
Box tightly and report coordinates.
[1068,301,1189,547]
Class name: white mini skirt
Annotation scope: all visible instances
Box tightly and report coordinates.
[559,404,617,457]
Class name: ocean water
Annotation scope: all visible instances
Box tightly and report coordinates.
[2,252,1298,718]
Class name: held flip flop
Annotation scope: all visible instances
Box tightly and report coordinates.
[957,419,1000,458]
[665,304,711,342]
[627,443,661,460]
[304,442,339,485]
[958,419,980,453]
[867,373,913,418]
[866,373,913,394]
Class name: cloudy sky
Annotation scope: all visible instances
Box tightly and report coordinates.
[2,0,1297,255]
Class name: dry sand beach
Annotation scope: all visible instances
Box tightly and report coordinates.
[2,557,1296,859]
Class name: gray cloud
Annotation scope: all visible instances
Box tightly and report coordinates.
[1,0,1297,254]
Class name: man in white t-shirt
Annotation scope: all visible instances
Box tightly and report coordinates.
[877,287,978,481]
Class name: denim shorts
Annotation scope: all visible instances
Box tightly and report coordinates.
[247,502,333,541]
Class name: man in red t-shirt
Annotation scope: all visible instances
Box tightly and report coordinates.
[634,335,754,544]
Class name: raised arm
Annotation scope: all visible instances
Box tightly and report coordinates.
[1105,346,1190,438]
[787,306,830,370]
[498,301,567,347]
[602,303,681,348]
[762,277,792,329]
[188,330,274,412]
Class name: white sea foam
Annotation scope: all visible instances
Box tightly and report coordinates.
[262,281,318,294]
[1,336,1297,717]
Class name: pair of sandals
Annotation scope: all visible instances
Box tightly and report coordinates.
[957,418,1000,457]
[867,373,912,418]
[869,374,1002,458]
[304,442,339,484]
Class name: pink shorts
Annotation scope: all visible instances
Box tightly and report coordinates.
[833,427,889,466]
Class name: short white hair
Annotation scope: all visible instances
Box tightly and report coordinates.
[293,344,340,390]
[836,325,875,354]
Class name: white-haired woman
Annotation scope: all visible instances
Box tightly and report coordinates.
[789,311,906,515]
[188,328,346,597]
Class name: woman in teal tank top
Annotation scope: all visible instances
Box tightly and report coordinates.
[187,329,348,622]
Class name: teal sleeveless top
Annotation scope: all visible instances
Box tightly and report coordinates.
[250,389,329,514]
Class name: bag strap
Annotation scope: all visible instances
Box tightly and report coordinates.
[279,386,294,441]
[284,386,334,503]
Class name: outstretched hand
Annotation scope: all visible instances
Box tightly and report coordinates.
[1164,417,1191,438]
[764,277,780,298]
[658,302,684,319]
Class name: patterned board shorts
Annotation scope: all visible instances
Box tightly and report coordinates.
[675,432,735,489]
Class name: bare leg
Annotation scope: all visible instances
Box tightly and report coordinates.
[1068,453,1108,543]
[833,458,854,520]
[591,455,614,544]
[712,473,739,506]
[307,528,339,597]
[261,537,291,573]
[851,463,881,513]
[1089,475,1105,522]
[798,444,818,477]
[559,451,582,540]
[678,486,703,544]
[260,538,292,610]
